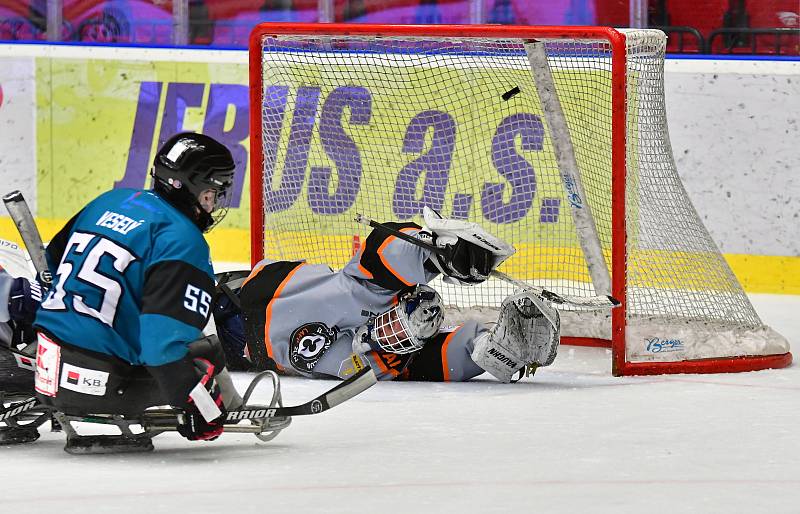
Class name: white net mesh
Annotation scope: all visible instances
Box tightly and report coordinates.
[254,28,789,366]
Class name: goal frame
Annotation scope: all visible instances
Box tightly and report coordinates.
[248,23,792,376]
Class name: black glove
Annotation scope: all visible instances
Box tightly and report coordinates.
[8,277,44,326]
[176,358,226,441]
[430,236,494,285]
[8,277,44,348]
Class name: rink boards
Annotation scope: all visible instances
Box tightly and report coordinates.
[0,44,796,293]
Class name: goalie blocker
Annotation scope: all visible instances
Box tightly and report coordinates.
[420,206,515,286]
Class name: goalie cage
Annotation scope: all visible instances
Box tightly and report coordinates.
[247,24,791,376]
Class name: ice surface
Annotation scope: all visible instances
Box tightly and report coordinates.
[3,293,798,514]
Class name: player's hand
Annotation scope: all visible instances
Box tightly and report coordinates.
[177,407,225,441]
[176,358,226,441]
[421,207,514,286]
[8,276,44,325]
[431,236,494,285]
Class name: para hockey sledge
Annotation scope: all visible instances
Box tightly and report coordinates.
[0,346,377,454]
[0,393,51,444]
[50,366,376,454]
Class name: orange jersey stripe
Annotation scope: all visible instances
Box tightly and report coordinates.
[242,261,269,287]
[376,227,418,287]
[368,350,400,378]
[357,247,374,279]
[441,326,462,382]
[263,263,306,371]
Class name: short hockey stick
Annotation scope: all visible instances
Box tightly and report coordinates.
[354,214,620,310]
[2,190,53,285]
[141,365,378,431]
[0,396,40,422]
[0,345,48,423]
[231,364,377,419]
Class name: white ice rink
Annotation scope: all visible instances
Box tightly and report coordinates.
[4,292,798,514]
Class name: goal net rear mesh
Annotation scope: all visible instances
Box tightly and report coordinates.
[252,26,790,374]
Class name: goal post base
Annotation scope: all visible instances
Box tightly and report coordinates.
[559,339,791,376]
[562,337,612,349]
[613,352,793,377]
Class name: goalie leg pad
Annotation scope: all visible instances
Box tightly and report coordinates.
[470,291,561,382]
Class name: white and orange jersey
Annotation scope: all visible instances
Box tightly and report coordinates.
[237,223,487,382]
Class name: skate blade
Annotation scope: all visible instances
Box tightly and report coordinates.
[0,426,40,444]
[64,434,154,454]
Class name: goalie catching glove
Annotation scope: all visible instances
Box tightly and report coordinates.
[471,290,561,383]
[176,358,227,441]
[421,207,515,285]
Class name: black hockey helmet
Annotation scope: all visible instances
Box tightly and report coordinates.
[151,132,236,232]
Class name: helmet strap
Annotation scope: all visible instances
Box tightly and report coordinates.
[153,178,214,232]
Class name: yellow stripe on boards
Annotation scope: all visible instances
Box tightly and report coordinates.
[725,254,800,295]
[1,217,797,295]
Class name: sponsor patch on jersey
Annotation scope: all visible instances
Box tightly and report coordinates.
[288,322,337,373]
[59,363,110,396]
[338,353,365,378]
[371,350,413,375]
[34,334,61,397]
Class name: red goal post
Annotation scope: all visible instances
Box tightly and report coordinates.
[248,23,792,376]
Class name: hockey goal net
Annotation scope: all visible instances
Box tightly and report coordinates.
[248,23,791,376]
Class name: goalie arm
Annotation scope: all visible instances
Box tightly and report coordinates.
[355,214,619,310]
[346,221,439,292]
[353,207,514,287]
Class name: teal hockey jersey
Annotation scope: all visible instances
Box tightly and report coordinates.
[35,189,215,367]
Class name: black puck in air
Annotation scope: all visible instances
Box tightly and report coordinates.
[502,86,521,101]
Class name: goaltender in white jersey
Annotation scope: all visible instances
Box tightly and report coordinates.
[214,208,561,383]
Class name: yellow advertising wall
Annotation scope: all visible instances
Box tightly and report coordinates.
[28,47,253,263]
[0,45,796,293]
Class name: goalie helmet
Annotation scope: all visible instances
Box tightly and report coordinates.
[151,132,236,232]
[353,285,444,355]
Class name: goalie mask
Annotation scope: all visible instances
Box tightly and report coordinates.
[353,285,444,355]
[151,132,236,232]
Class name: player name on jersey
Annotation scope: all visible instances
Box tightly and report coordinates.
[95,210,144,235]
